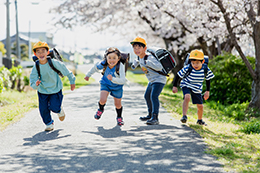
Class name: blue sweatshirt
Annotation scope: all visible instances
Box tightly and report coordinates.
[30,59,75,94]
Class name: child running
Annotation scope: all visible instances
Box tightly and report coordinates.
[172,50,214,125]
[84,47,127,126]
[30,41,76,131]
[130,37,166,125]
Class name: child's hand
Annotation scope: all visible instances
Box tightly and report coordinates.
[132,59,139,68]
[107,74,112,81]
[36,80,41,86]
[172,86,178,93]
[204,91,210,100]
[70,84,75,91]
[84,76,89,81]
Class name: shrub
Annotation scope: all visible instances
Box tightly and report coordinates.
[23,76,30,86]
[208,53,254,105]
[240,119,260,134]
[0,76,3,93]
[0,66,12,91]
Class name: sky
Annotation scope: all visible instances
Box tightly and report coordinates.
[0,0,130,52]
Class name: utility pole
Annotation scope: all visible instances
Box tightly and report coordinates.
[28,21,31,60]
[15,0,21,61]
[6,0,12,68]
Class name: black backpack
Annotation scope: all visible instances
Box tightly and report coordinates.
[144,47,176,76]
[32,48,64,79]
[101,52,130,75]
[183,53,209,79]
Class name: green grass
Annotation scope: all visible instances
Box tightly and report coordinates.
[126,71,260,173]
[0,70,92,131]
[0,90,38,130]
[62,72,94,90]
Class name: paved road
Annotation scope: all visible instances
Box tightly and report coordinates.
[0,64,232,173]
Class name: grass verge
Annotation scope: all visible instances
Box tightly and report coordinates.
[0,71,92,131]
[126,71,260,173]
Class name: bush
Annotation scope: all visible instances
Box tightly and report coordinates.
[208,53,254,105]
[0,66,12,91]
[9,65,23,90]
[240,119,260,134]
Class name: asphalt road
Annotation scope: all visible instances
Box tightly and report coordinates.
[0,64,233,173]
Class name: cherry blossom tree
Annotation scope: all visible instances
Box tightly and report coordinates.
[51,0,259,109]
[51,0,232,74]
[205,0,259,109]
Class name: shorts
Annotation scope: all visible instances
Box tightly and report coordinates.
[182,87,203,104]
[100,84,123,99]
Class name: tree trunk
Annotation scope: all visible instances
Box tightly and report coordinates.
[249,22,260,109]
[214,0,258,109]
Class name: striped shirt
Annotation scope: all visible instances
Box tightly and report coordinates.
[178,64,214,93]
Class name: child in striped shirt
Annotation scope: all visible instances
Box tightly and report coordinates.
[172,50,214,125]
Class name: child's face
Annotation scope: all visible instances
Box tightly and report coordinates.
[35,48,48,63]
[191,59,204,70]
[107,52,120,68]
[133,44,147,57]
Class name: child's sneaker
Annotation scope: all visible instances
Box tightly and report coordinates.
[139,115,151,121]
[197,119,207,126]
[180,115,187,123]
[146,118,159,125]
[57,106,65,121]
[117,117,124,126]
[94,109,103,120]
[45,123,54,131]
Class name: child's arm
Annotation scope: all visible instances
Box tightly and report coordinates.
[85,62,103,80]
[131,59,139,70]
[145,55,163,71]
[204,80,211,100]
[29,66,40,90]
[111,62,127,85]
[204,67,214,100]
[52,60,76,86]
[172,74,181,93]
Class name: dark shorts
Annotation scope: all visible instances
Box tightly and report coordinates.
[182,87,203,104]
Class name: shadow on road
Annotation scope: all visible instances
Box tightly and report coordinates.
[23,129,71,146]
[0,76,231,172]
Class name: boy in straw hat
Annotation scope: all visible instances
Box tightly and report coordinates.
[172,50,214,126]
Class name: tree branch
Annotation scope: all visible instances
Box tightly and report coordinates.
[213,0,256,80]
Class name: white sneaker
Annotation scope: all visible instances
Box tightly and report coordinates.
[57,106,65,121]
[45,123,54,131]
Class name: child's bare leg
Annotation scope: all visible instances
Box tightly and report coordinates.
[183,94,191,115]
[99,91,109,105]
[197,104,203,120]
[114,97,122,109]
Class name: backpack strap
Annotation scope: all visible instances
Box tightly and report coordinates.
[144,55,169,77]
[47,57,64,78]
[101,65,107,75]
[35,60,41,79]
[101,62,120,76]
[183,64,208,79]
[183,64,193,79]
[203,64,208,78]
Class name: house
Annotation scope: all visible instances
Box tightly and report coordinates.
[0,32,55,50]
